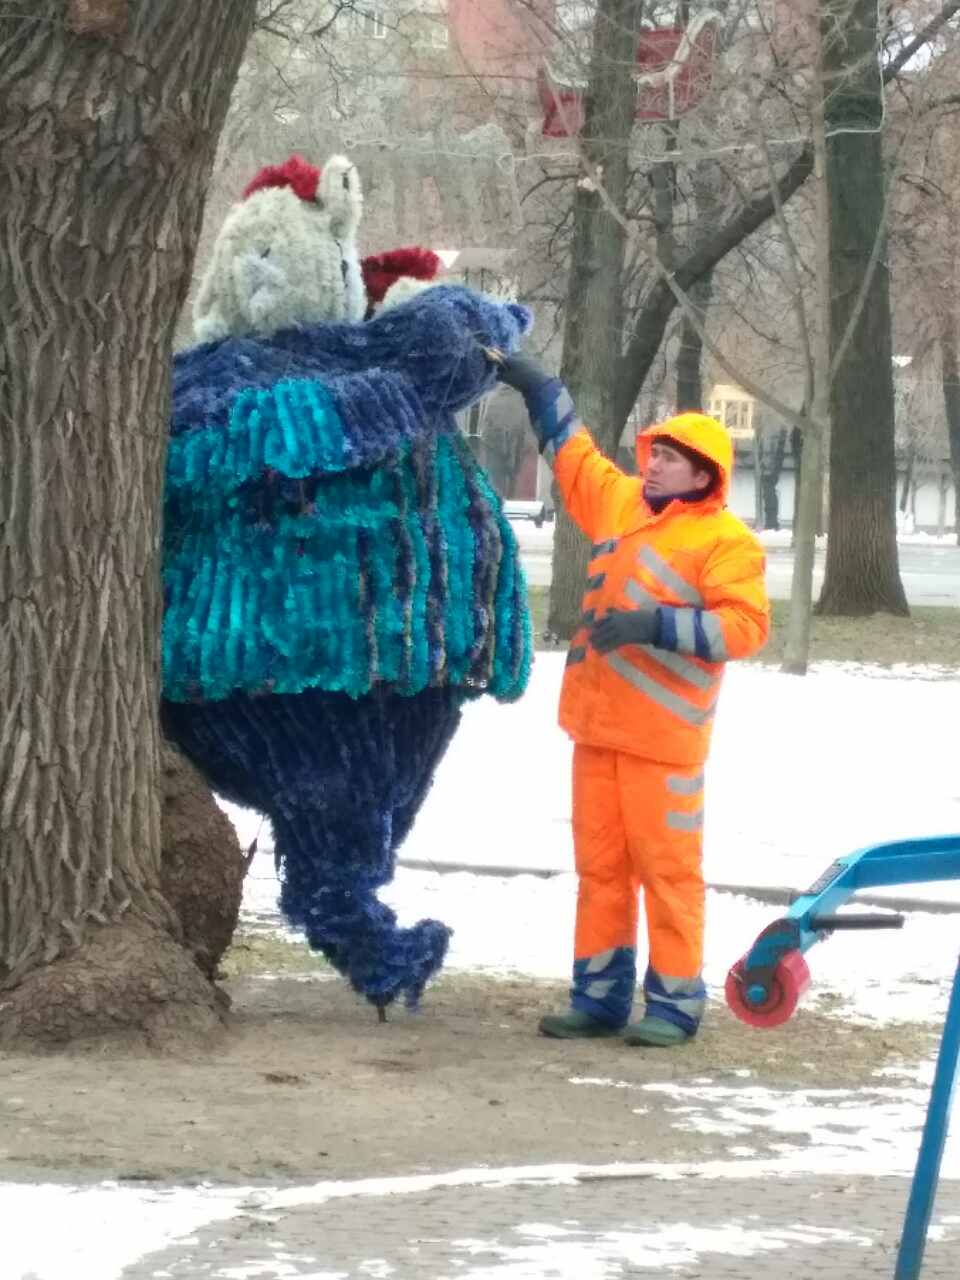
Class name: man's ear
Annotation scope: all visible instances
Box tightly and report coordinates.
[694,468,713,492]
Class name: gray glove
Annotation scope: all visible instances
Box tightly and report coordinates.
[590,607,660,653]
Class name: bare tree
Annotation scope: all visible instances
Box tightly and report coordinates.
[0,0,256,1046]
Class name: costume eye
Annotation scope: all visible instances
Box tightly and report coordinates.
[342,173,350,191]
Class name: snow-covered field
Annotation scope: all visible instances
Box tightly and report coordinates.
[228,654,960,895]
[232,656,960,1025]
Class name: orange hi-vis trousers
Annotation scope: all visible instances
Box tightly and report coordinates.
[570,743,707,1033]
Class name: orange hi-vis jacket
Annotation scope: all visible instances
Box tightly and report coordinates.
[553,413,770,767]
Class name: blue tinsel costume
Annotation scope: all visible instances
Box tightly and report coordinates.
[161,285,534,1009]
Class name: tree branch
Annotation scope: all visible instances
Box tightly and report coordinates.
[883,0,960,80]
[616,146,814,424]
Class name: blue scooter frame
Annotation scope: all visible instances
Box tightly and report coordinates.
[726,834,960,1280]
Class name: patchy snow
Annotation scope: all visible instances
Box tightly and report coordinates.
[2,1158,957,1280]
[0,1181,247,1280]
[229,657,960,1027]
[242,862,960,1027]
[225,655,960,897]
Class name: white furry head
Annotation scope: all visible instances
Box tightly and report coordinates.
[193,154,366,343]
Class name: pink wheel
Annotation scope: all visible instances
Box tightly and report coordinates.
[725,950,811,1028]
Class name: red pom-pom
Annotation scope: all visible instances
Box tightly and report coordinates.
[242,155,322,204]
[361,247,442,304]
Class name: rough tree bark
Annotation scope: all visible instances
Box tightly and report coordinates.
[816,0,908,616]
[549,0,643,639]
[0,0,257,1048]
[940,319,960,546]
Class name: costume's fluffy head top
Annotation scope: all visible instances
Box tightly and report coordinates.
[193,153,367,343]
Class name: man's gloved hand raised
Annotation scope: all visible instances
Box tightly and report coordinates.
[495,352,579,452]
[590,606,661,653]
[496,353,555,397]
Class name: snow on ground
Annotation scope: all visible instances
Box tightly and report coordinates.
[5,1150,960,1280]
[7,668,959,1280]
[230,657,960,1024]
[241,864,960,1027]
[226,655,960,896]
[0,1170,885,1280]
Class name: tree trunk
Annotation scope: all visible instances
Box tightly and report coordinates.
[0,0,256,1047]
[790,425,804,545]
[782,421,824,674]
[783,9,831,676]
[816,0,908,617]
[675,269,715,411]
[760,424,787,530]
[940,320,960,545]
[159,746,247,982]
[899,447,915,513]
[549,0,643,639]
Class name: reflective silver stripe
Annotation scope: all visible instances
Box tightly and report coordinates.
[585,979,616,1000]
[701,611,728,661]
[667,772,705,796]
[638,546,703,606]
[650,972,706,998]
[626,584,713,689]
[592,539,618,558]
[586,574,606,591]
[605,653,717,726]
[675,608,696,653]
[659,991,706,1017]
[566,645,587,667]
[624,581,716,689]
[625,578,657,609]
[585,948,617,975]
[645,971,707,1017]
[642,646,715,691]
[667,809,704,832]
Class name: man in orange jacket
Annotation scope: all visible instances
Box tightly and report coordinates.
[498,355,770,1047]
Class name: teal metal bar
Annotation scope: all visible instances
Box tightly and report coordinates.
[895,952,960,1279]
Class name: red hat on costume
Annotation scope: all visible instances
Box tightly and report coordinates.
[242,154,323,204]
[361,247,442,305]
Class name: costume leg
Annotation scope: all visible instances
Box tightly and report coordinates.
[162,686,461,1008]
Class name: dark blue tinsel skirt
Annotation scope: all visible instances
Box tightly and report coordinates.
[163,684,462,1009]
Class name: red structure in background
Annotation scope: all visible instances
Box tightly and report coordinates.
[448,0,554,79]
[539,12,721,136]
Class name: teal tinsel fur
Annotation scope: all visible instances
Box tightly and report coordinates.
[163,425,530,702]
[162,285,533,1009]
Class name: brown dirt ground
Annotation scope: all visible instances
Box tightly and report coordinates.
[0,955,937,1186]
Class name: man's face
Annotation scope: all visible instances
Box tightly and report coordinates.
[644,441,712,499]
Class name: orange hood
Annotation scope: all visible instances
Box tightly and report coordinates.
[636,412,733,507]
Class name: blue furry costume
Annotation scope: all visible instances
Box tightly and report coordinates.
[161,285,533,1009]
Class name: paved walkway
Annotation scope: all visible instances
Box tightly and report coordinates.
[121,1169,960,1278]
